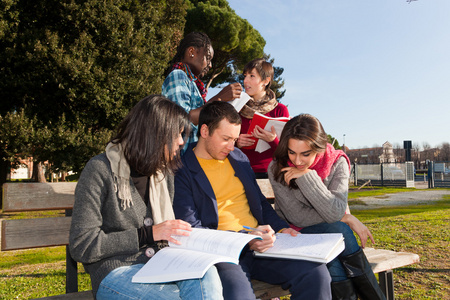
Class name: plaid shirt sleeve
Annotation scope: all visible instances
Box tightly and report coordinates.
[162,69,203,113]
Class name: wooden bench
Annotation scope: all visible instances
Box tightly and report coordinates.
[1,181,420,300]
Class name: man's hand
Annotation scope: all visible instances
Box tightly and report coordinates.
[248,225,276,253]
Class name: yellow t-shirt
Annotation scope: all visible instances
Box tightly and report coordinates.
[197,156,258,231]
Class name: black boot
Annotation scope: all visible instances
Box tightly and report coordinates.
[340,248,386,300]
[331,279,358,300]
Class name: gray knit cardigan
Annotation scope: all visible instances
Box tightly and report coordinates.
[69,153,175,297]
[267,157,349,228]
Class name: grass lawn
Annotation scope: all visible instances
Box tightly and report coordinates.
[1,188,449,299]
[350,196,450,299]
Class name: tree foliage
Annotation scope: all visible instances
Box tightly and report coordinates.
[0,0,288,186]
[328,134,342,150]
[270,58,286,100]
[0,0,187,179]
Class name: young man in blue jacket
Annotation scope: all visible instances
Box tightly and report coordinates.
[173,101,332,300]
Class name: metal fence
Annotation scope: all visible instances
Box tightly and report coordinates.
[350,162,415,187]
[350,161,450,188]
[428,161,450,188]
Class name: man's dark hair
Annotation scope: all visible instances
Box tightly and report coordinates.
[197,101,242,137]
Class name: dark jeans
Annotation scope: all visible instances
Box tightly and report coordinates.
[215,249,332,300]
[300,221,361,282]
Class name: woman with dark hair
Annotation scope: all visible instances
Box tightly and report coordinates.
[69,95,223,300]
[268,114,385,300]
[162,32,242,149]
[236,58,290,178]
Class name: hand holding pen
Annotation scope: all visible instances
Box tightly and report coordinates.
[243,225,276,253]
[243,226,267,233]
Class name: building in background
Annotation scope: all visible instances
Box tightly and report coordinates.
[346,141,397,164]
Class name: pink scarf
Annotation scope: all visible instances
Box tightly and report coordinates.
[288,143,350,181]
[309,143,350,180]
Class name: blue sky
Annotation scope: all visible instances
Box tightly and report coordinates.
[209,0,450,150]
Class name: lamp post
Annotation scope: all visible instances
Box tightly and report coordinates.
[343,134,346,152]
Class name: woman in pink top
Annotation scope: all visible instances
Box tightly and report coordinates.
[236,58,289,178]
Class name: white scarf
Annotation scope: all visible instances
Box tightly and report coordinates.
[105,142,175,224]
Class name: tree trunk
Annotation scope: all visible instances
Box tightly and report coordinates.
[0,151,10,209]
[32,161,47,183]
[206,65,225,89]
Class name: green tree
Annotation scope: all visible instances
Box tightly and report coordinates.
[328,134,342,150]
[0,0,187,184]
[269,56,286,101]
[0,110,37,174]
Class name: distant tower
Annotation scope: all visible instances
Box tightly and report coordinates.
[404,140,412,161]
[380,141,395,163]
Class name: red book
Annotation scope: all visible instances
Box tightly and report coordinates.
[242,112,290,150]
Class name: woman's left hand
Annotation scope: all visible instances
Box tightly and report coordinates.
[252,125,277,143]
[281,167,310,184]
[341,214,375,248]
[280,228,299,236]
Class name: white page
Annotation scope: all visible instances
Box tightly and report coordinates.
[132,228,261,283]
[228,92,251,112]
[255,233,344,263]
[254,119,288,153]
[169,228,259,258]
[132,247,237,283]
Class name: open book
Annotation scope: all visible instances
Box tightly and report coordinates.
[255,233,345,264]
[132,228,261,283]
[228,91,251,112]
[242,112,290,153]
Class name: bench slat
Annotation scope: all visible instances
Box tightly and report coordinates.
[1,217,71,250]
[256,179,274,199]
[2,182,76,212]
[35,291,94,300]
[35,283,287,300]
[252,280,290,300]
[363,247,420,273]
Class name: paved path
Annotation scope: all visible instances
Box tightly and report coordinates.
[349,189,450,210]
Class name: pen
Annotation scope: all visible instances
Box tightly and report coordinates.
[243,226,266,233]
